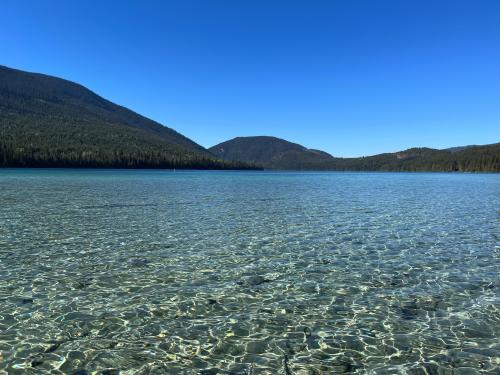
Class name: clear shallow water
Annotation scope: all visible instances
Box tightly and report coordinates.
[0,169,499,375]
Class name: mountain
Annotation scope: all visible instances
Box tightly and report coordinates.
[209,136,337,170]
[2,65,496,172]
[444,145,475,153]
[0,65,256,169]
[330,144,500,172]
[210,136,500,172]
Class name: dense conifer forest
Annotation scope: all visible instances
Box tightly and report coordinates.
[328,144,500,172]
[1,65,498,172]
[211,137,500,172]
[0,65,257,170]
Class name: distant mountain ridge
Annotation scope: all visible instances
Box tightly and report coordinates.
[0,65,256,169]
[444,145,475,153]
[210,136,500,172]
[209,136,336,170]
[1,65,498,172]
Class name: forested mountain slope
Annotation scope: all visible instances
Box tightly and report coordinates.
[329,144,500,172]
[210,136,500,172]
[0,65,254,169]
[209,136,336,170]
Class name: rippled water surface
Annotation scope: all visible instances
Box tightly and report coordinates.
[0,169,499,374]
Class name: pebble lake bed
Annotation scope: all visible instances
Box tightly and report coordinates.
[0,169,498,374]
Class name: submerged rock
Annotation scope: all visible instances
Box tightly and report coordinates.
[44,341,61,353]
[228,363,253,375]
[282,354,293,375]
[200,369,218,375]
[400,300,419,320]
[74,278,93,289]
[29,355,44,367]
[237,275,271,287]
[130,259,150,267]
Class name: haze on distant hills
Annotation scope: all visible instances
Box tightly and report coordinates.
[0,65,256,169]
[210,136,500,172]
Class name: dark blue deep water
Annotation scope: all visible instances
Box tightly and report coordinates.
[0,170,498,374]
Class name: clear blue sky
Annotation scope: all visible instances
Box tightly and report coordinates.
[1,0,499,156]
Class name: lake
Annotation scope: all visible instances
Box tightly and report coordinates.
[0,169,498,374]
